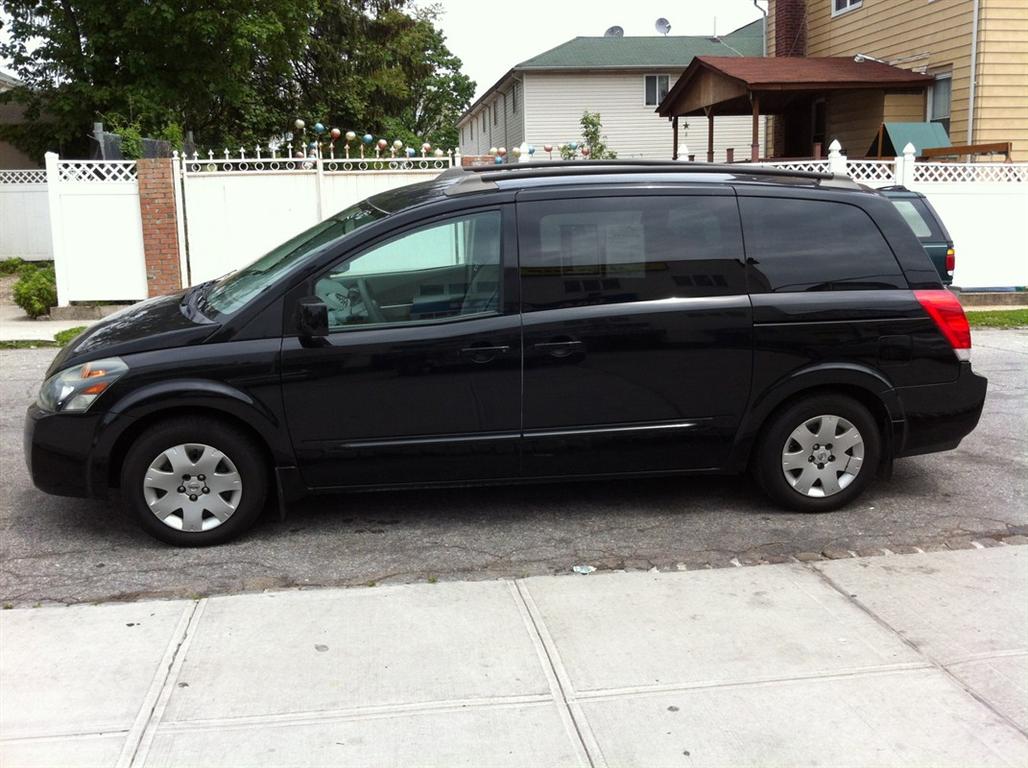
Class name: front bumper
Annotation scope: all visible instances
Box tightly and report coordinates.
[894,362,988,457]
[24,404,103,498]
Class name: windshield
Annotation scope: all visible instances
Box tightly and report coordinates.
[198,201,386,316]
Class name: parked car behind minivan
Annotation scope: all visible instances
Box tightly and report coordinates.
[25,161,987,546]
[880,186,955,285]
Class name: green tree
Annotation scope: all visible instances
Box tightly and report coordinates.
[0,0,473,157]
[289,3,473,151]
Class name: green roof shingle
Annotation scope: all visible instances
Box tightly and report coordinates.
[516,19,763,70]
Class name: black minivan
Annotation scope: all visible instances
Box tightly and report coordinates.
[25,162,987,546]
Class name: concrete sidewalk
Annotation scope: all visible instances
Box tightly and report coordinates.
[1,547,1026,768]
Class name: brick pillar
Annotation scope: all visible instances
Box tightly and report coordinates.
[137,158,183,297]
[774,0,806,57]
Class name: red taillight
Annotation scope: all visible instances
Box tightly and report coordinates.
[915,289,971,360]
[945,248,955,274]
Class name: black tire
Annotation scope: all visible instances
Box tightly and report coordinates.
[120,417,268,546]
[754,394,881,513]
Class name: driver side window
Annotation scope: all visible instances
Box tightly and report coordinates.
[316,210,502,329]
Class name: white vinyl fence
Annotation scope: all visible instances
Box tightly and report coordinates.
[6,143,1027,307]
[179,154,451,284]
[0,169,52,261]
[44,155,148,304]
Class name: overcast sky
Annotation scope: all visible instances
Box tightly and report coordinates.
[1,2,765,100]
[429,0,765,99]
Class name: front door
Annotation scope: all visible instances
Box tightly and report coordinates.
[516,190,753,478]
[281,206,521,488]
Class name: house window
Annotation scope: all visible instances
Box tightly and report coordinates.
[929,74,952,134]
[644,75,670,106]
[832,0,862,15]
[512,82,519,113]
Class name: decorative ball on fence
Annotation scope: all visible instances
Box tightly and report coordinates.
[543,144,553,153]
[421,142,432,152]
[494,156,504,164]
[433,148,444,157]
[294,119,305,130]
[488,146,498,155]
[344,130,355,142]
[377,138,388,150]
[313,122,325,134]
[392,139,404,150]
[581,145,591,157]
[568,141,578,150]
[362,133,374,144]
[294,151,305,158]
[404,147,416,157]
[512,147,522,157]
[527,145,536,155]
[330,128,341,140]
[497,147,507,157]
[308,141,317,149]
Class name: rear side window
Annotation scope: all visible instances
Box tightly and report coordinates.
[740,197,906,292]
[891,199,932,238]
[518,195,745,311]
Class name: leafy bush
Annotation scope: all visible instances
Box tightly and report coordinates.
[13,266,57,318]
[0,258,24,275]
[54,325,87,346]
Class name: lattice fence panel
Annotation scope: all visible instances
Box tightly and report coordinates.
[759,160,832,174]
[58,161,137,183]
[913,162,1028,183]
[0,169,47,184]
[846,161,896,184]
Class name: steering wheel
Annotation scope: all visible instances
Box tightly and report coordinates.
[354,277,386,324]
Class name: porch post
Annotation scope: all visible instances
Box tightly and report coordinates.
[750,96,760,162]
[706,109,715,163]
[672,116,679,160]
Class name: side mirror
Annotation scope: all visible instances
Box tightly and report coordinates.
[297,296,329,338]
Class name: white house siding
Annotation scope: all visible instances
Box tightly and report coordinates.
[458,77,525,157]
[522,71,764,162]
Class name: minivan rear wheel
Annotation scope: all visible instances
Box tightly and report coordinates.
[120,417,268,546]
[754,394,880,512]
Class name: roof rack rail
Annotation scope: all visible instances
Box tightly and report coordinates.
[444,160,861,195]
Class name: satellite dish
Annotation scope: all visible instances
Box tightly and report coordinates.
[655,17,672,36]
[604,25,625,38]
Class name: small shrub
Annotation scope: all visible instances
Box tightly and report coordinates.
[54,325,88,346]
[13,266,57,319]
[0,258,24,275]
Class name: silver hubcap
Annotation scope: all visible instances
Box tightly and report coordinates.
[781,414,864,498]
[143,443,242,532]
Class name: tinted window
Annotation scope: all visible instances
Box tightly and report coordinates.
[316,211,501,328]
[740,197,906,292]
[891,199,932,239]
[519,196,745,311]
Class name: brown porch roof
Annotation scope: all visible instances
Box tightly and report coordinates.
[658,56,933,117]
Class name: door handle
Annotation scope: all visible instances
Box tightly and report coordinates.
[460,344,510,364]
[534,340,583,358]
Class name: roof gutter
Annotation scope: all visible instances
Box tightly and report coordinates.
[966,0,981,144]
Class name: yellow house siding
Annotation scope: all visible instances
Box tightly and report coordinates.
[826,89,884,156]
[804,0,974,153]
[976,0,1028,158]
[883,91,927,123]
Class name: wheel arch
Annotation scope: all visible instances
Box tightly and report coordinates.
[727,365,900,473]
[95,381,293,493]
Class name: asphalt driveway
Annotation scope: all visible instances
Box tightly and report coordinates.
[2,330,1026,606]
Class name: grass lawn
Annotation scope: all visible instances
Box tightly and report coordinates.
[966,309,1028,328]
[0,325,87,350]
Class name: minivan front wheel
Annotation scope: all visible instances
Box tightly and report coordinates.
[121,418,268,546]
[755,394,880,512]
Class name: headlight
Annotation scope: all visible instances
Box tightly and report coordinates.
[37,357,128,413]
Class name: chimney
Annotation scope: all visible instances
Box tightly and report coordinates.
[775,0,807,57]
